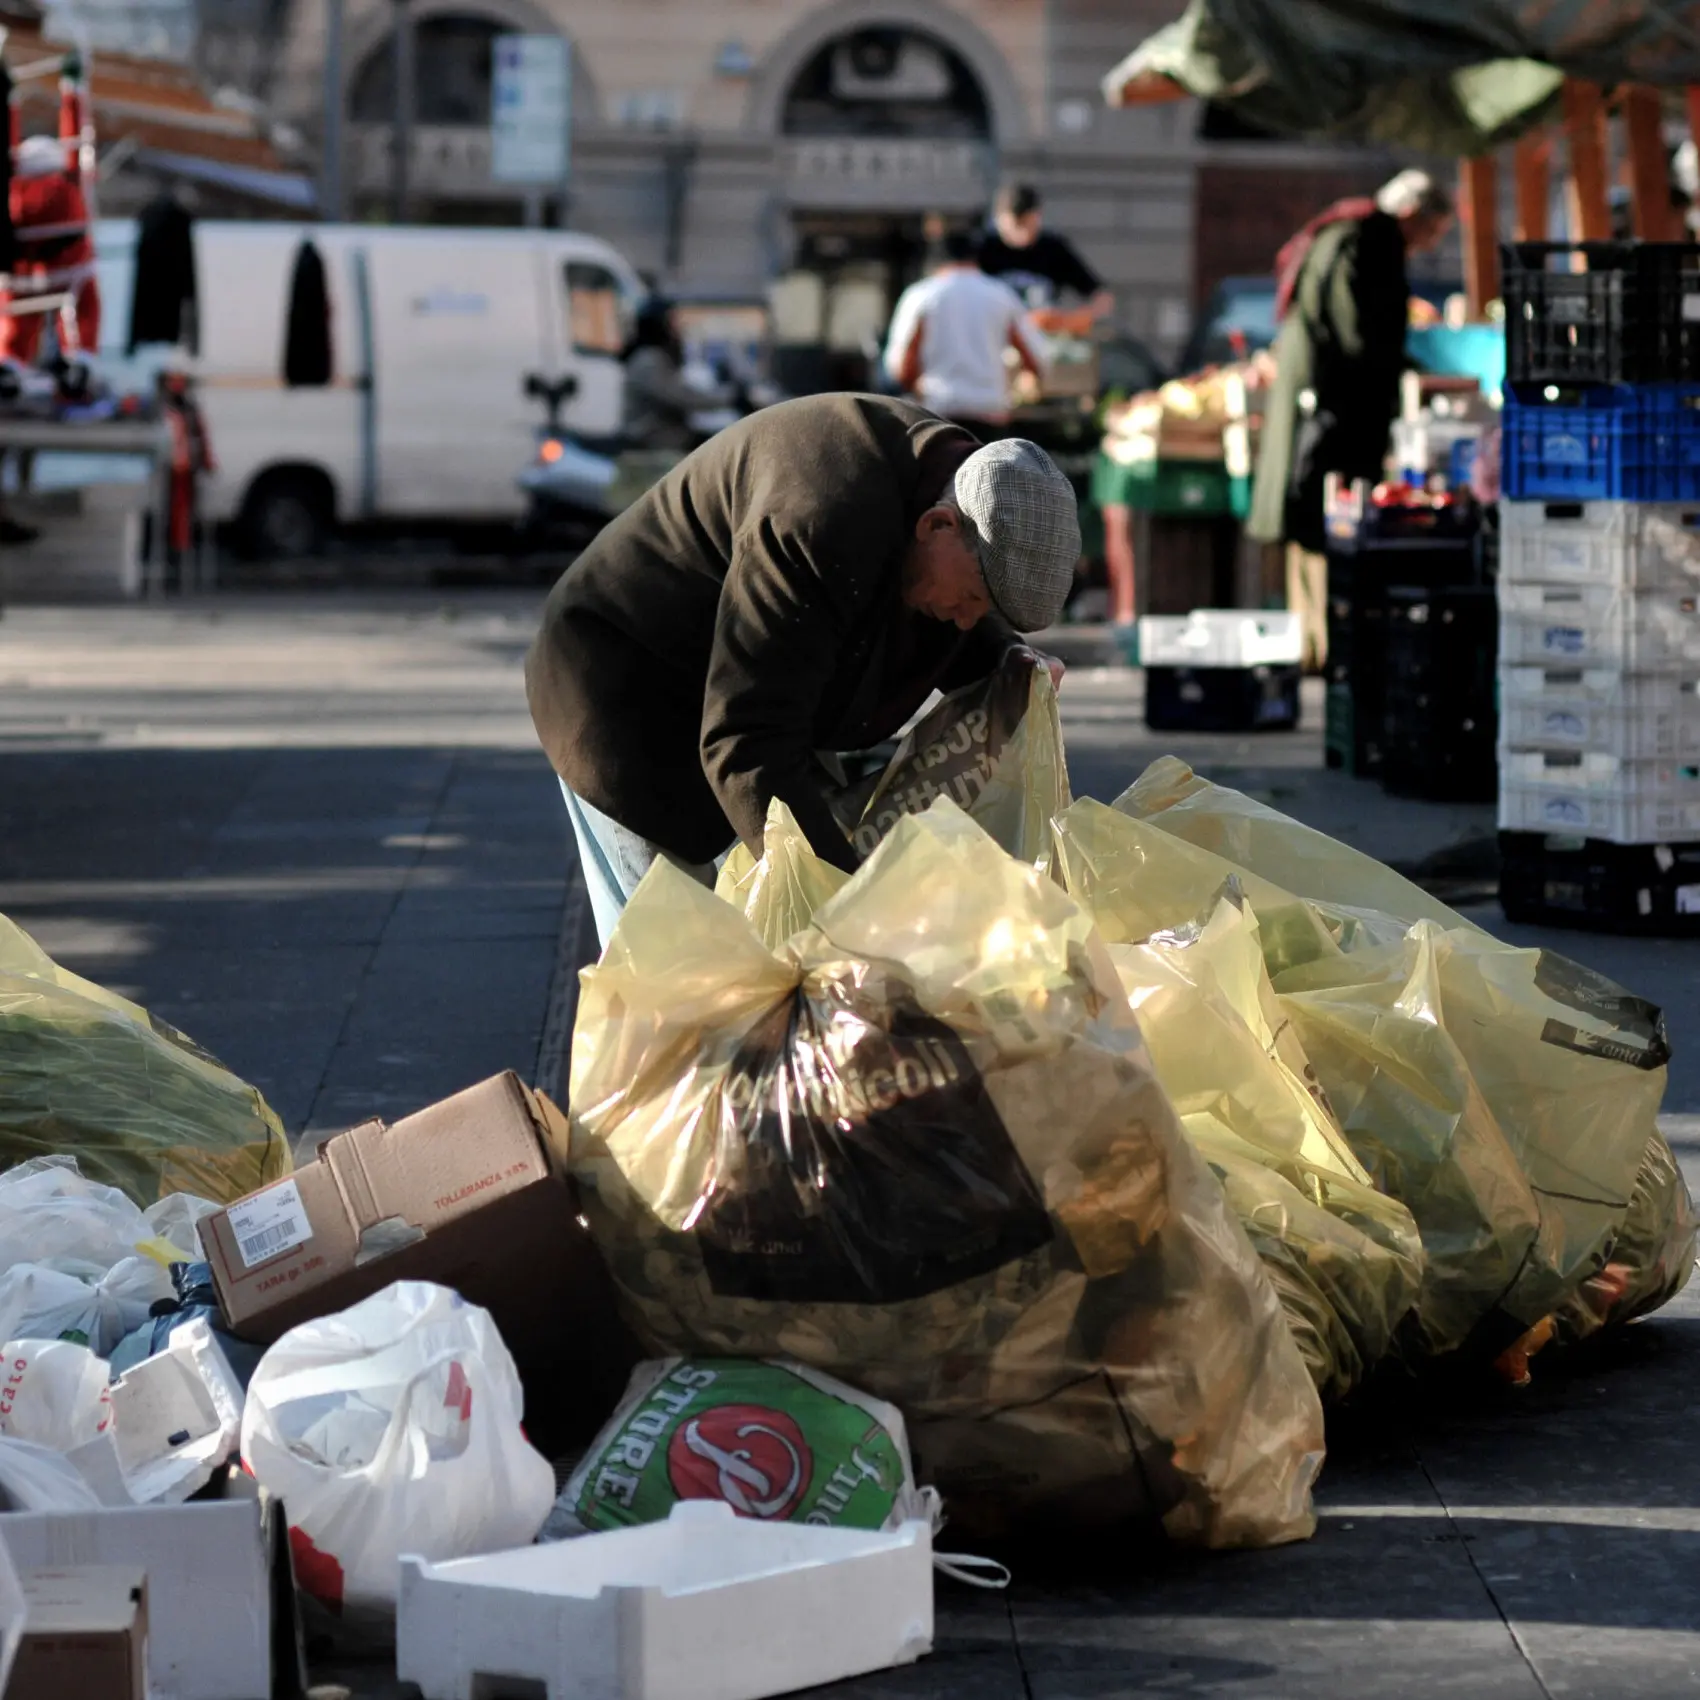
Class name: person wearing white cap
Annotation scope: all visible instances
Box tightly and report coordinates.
[527,393,1080,946]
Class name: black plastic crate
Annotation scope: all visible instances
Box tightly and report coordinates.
[1499,831,1700,936]
[1381,586,1498,802]
[1145,664,1300,733]
[1503,240,1700,387]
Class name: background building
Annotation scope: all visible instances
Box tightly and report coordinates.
[265,0,1409,371]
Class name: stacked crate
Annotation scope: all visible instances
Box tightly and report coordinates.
[1497,240,1700,932]
[1322,480,1486,793]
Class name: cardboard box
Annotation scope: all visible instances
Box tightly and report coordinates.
[0,1470,302,1700]
[6,1566,147,1700]
[201,1072,638,1454]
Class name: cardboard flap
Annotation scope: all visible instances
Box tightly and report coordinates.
[323,1132,384,1233]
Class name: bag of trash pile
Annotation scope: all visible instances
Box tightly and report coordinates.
[1092,872,1424,1399]
[569,798,1323,1548]
[241,1279,556,1645]
[716,801,851,951]
[1073,765,1695,1366]
[0,912,291,1205]
[1117,755,1476,936]
[0,1158,220,1356]
[545,1357,927,1538]
[0,1337,113,1450]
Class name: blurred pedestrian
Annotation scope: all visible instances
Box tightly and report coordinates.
[883,231,1045,440]
[622,297,731,451]
[977,183,1113,331]
[1247,168,1454,667]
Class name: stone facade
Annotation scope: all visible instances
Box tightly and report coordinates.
[269,0,1401,362]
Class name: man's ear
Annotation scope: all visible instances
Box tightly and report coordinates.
[914,503,955,540]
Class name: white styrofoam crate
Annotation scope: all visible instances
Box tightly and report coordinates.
[1499,749,1700,842]
[1139,609,1303,669]
[1499,582,1700,670]
[397,1500,934,1700]
[1499,666,1700,759]
[1501,500,1700,590]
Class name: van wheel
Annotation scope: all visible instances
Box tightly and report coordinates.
[239,472,332,560]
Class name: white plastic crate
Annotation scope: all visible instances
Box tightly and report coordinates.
[1501,500,1700,590]
[1499,749,1700,842]
[396,1500,934,1700]
[1499,581,1700,669]
[1139,609,1303,669]
[1499,666,1700,759]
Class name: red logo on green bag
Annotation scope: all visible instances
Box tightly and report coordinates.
[667,1403,812,1519]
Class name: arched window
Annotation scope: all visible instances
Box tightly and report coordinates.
[780,26,990,141]
[349,13,508,126]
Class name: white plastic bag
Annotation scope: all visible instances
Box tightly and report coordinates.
[0,1157,199,1354]
[0,1435,104,1511]
[0,1338,113,1450]
[240,1280,556,1643]
[0,1258,169,1359]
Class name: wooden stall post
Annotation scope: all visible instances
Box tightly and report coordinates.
[1562,79,1613,243]
[1458,155,1501,318]
[1623,85,1678,240]
[1513,132,1551,241]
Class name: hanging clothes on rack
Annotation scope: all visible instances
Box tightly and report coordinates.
[128,190,198,353]
[2,135,99,364]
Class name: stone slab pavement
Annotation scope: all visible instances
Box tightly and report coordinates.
[1,592,1697,1700]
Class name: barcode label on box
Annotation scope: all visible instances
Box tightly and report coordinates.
[227,1179,312,1269]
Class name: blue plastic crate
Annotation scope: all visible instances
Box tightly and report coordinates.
[1502,382,1700,501]
[1448,436,1479,487]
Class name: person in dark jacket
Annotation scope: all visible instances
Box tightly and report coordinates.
[527,393,1080,946]
[1246,169,1453,665]
[1248,169,1454,555]
[621,296,730,450]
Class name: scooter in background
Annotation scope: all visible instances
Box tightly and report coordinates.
[517,372,622,547]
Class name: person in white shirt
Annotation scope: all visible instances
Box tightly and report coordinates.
[883,231,1046,438]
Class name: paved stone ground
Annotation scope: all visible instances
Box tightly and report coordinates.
[2,591,1697,1700]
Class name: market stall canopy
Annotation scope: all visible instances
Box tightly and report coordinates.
[0,18,314,205]
[1103,0,1700,154]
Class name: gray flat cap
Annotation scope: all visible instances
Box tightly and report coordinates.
[952,438,1081,632]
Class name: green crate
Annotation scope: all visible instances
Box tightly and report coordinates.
[1324,681,1382,777]
[1091,452,1250,519]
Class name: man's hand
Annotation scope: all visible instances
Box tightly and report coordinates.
[1016,644,1066,690]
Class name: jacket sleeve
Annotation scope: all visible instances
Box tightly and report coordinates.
[699,517,881,872]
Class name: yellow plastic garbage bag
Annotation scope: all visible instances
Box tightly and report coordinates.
[1117,756,1478,936]
[1107,895,1423,1399]
[568,800,1323,1548]
[1064,774,1694,1366]
[0,912,291,1206]
[715,800,849,951]
[1555,1129,1697,1341]
[1054,808,1423,1397]
[1276,926,1676,1358]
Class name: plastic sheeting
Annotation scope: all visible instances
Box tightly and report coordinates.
[0,912,291,1205]
[570,801,1325,1548]
[1100,0,1700,153]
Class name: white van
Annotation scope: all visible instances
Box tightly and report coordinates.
[95,220,644,554]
